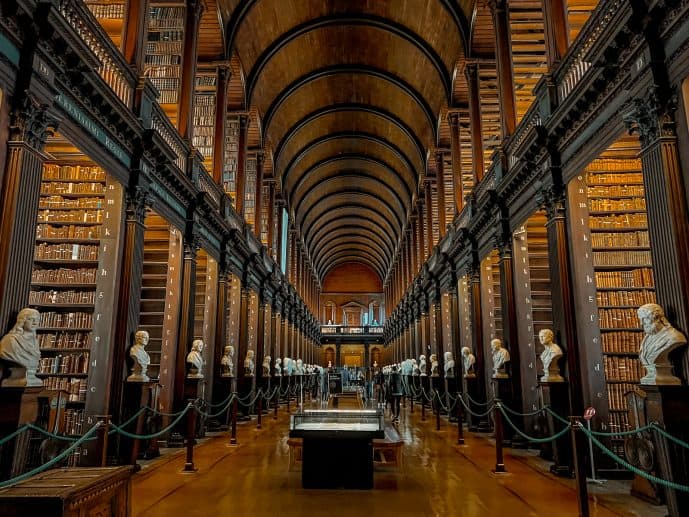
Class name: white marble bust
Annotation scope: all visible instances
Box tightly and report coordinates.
[444,351,455,378]
[430,354,439,377]
[0,307,42,387]
[638,303,687,385]
[274,357,282,376]
[412,358,420,376]
[461,346,476,378]
[128,330,151,382]
[296,358,304,375]
[244,349,255,377]
[419,355,427,376]
[262,355,271,377]
[186,339,205,379]
[491,339,510,379]
[221,345,234,377]
[539,329,564,382]
[284,356,292,376]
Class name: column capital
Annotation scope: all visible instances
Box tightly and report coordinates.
[125,183,150,223]
[10,95,59,148]
[622,84,678,148]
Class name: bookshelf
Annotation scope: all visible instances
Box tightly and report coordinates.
[458,274,473,355]
[244,156,257,229]
[193,68,218,173]
[430,181,440,247]
[223,116,240,205]
[145,4,185,119]
[480,250,502,383]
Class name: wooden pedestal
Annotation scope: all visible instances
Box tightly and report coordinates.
[118,381,159,465]
[539,381,573,477]
[445,377,458,422]
[465,376,489,432]
[491,377,517,445]
[0,387,43,479]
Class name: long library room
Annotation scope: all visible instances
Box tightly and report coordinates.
[3,1,689,516]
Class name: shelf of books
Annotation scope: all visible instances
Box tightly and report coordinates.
[193,251,217,380]
[84,0,125,48]
[244,155,257,229]
[31,162,123,461]
[193,67,218,174]
[480,250,502,384]
[223,116,240,205]
[145,3,185,121]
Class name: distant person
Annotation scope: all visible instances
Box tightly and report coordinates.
[389,364,403,424]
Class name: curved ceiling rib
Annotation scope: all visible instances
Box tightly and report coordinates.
[304,207,398,253]
[317,246,387,280]
[311,226,395,262]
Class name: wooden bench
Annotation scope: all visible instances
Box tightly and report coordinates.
[286,424,403,471]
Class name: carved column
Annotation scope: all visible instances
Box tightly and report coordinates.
[212,65,230,184]
[435,151,447,237]
[173,240,198,409]
[448,112,464,214]
[254,151,264,238]
[417,200,426,266]
[0,99,57,332]
[122,0,150,72]
[177,0,204,140]
[212,268,229,405]
[267,182,276,258]
[465,63,485,183]
[448,284,461,369]
[488,0,517,138]
[256,295,267,382]
[236,287,251,379]
[542,0,569,69]
[235,115,248,215]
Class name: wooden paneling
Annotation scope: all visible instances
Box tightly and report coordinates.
[322,263,383,292]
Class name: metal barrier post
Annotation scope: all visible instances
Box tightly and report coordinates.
[457,393,465,445]
[183,402,197,472]
[257,392,263,429]
[570,418,590,517]
[493,401,506,473]
[229,397,238,446]
[95,415,110,467]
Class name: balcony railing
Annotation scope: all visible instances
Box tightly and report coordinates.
[321,325,384,335]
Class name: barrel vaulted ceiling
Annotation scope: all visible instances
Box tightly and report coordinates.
[213,0,473,284]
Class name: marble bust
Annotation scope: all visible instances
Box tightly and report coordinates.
[0,308,42,387]
[444,351,455,378]
[412,358,420,376]
[283,356,292,376]
[491,339,510,379]
[296,358,304,375]
[221,345,234,377]
[419,355,427,376]
[430,354,439,377]
[461,347,476,378]
[127,330,151,382]
[244,350,255,377]
[262,355,271,377]
[539,329,564,382]
[638,303,688,385]
[274,357,282,376]
[186,339,205,379]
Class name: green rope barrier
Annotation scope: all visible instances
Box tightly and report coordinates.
[580,424,689,493]
[465,393,494,407]
[651,424,689,451]
[544,406,570,426]
[585,423,655,438]
[206,391,236,409]
[501,404,551,418]
[0,423,101,489]
[196,395,237,419]
[237,389,264,408]
[24,423,88,442]
[0,425,31,446]
[110,402,192,440]
[498,405,571,444]
[457,395,495,418]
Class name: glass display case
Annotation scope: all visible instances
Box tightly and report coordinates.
[289,410,384,438]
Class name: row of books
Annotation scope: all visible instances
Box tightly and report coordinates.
[196,76,217,88]
[192,123,215,134]
[42,378,87,402]
[30,290,96,305]
[588,169,643,182]
[593,250,652,267]
[37,224,102,240]
[607,382,637,411]
[41,182,105,195]
[602,331,643,354]
[40,197,103,209]
[40,311,94,329]
[147,30,183,42]
[146,42,183,55]
[587,185,645,198]
[589,197,646,211]
[85,2,124,19]
[590,231,649,248]
[39,353,90,375]
[594,269,654,288]
[37,210,103,224]
[596,289,656,307]
[194,95,215,106]
[589,213,647,229]
[608,412,633,436]
[599,308,642,329]
[43,165,106,181]
[156,90,179,105]
[31,267,97,284]
[64,409,86,434]
[145,65,181,78]
[35,243,99,261]
[603,356,643,382]
[38,332,91,349]
[143,54,181,66]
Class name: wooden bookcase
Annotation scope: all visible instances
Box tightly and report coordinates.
[84,0,125,48]
[244,155,257,229]
[223,116,240,204]
[193,67,218,174]
[458,274,473,354]
[480,250,502,385]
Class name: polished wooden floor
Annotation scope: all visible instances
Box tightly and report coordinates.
[131,401,652,517]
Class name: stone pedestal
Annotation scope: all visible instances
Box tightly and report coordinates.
[641,385,689,517]
[539,381,572,477]
[0,387,43,478]
[119,381,159,464]
[431,376,444,414]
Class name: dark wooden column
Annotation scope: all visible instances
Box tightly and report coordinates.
[256,295,267,382]
[253,151,264,238]
[435,151,447,237]
[417,200,425,266]
[280,311,289,360]
[177,0,204,140]
[212,64,230,184]
[425,183,434,252]
[542,0,569,69]
[236,287,251,379]
[235,115,248,215]
[110,185,148,419]
[421,299,431,357]
[465,63,485,183]
[448,284,462,367]
[0,100,56,332]
[448,112,464,214]
[212,268,229,404]
[122,0,150,72]
[270,306,280,360]
[266,182,276,257]
[624,91,689,360]
[432,293,444,360]
[173,240,198,409]
[469,262,488,403]
[488,0,517,138]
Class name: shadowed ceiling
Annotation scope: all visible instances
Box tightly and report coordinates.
[216,0,470,284]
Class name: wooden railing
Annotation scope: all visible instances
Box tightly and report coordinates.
[506,102,542,169]
[151,103,187,174]
[57,0,135,108]
[197,168,223,207]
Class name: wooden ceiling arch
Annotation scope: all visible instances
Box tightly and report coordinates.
[317,246,388,281]
[314,234,391,272]
[322,257,387,285]
[310,224,395,261]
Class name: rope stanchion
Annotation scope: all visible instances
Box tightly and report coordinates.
[456,392,465,445]
[457,395,495,419]
[570,418,590,517]
[493,401,506,473]
[183,401,197,472]
[110,402,192,440]
[466,393,494,407]
[95,415,110,467]
[651,423,689,451]
[229,396,238,446]
[0,422,102,489]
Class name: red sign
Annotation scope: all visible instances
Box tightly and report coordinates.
[584,407,596,421]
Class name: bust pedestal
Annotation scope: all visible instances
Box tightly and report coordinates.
[119,381,160,464]
[238,374,254,420]
[640,385,689,516]
[444,376,458,422]
[491,377,518,446]
[431,375,444,415]
[464,376,489,432]
[0,387,44,478]
[538,381,572,477]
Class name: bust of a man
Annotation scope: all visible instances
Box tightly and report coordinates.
[444,351,455,378]
[412,358,419,376]
[284,356,292,376]
[491,339,510,379]
[128,330,151,382]
[461,347,476,378]
[274,357,282,376]
[0,308,42,387]
[419,355,427,376]
[539,329,564,382]
[244,350,255,377]
[638,303,687,385]
[296,358,304,375]
[429,354,439,377]
[262,355,271,377]
[221,345,235,377]
[186,339,205,379]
